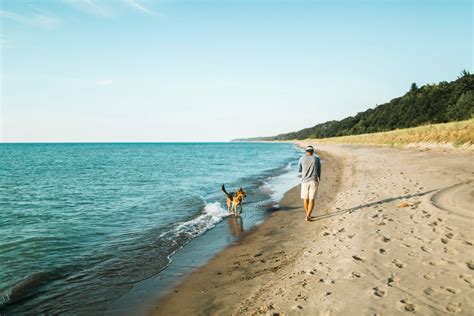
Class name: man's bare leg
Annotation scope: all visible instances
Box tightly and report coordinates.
[304,199,311,221]
[307,199,315,220]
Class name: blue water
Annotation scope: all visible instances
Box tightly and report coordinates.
[0,142,301,314]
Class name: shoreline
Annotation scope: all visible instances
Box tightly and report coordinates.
[150,143,473,315]
[152,149,342,314]
[105,144,302,315]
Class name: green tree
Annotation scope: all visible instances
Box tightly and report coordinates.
[447,92,474,120]
[410,82,418,92]
[458,69,471,78]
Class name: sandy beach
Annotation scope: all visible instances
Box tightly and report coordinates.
[153,144,473,315]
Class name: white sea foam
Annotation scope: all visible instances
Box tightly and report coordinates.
[172,202,230,239]
[261,163,301,204]
[259,181,273,195]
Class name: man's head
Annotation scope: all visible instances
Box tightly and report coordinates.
[305,145,314,156]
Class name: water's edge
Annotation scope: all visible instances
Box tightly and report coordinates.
[106,173,301,315]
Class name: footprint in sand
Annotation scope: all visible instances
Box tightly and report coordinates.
[423,272,436,280]
[399,299,417,312]
[292,304,304,311]
[350,271,365,279]
[373,286,387,297]
[422,213,431,219]
[352,255,366,262]
[387,274,400,287]
[415,236,431,243]
[460,275,473,286]
[421,246,433,253]
[274,288,285,295]
[429,260,445,266]
[444,286,460,294]
[318,278,334,285]
[445,232,454,239]
[423,287,438,296]
[309,268,318,275]
[392,259,407,268]
[444,247,459,255]
[466,260,474,270]
[446,302,462,313]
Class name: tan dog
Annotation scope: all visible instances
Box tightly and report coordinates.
[221,184,247,217]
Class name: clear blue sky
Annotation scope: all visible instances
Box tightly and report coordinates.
[1,0,472,142]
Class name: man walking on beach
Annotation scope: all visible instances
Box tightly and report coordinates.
[298,145,321,222]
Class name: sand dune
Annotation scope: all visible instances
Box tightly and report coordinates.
[153,144,473,315]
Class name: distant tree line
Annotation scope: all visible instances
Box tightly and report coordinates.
[241,71,473,141]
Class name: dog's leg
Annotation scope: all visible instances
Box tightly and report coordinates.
[239,204,243,214]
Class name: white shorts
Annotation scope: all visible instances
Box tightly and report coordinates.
[301,180,319,200]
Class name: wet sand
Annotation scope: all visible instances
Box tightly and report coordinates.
[153,144,473,315]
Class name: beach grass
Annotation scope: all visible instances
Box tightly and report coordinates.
[301,119,474,148]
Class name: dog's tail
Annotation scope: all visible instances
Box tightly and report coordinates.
[222,184,232,199]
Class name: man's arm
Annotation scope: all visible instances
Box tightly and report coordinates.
[316,157,321,182]
[298,158,302,173]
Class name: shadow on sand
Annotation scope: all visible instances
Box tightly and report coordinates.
[313,189,438,221]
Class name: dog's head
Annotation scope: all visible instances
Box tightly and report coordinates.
[236,187,247,198]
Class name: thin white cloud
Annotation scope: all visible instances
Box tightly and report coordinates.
[61,0,110,17]
[0,10,60,29]
[61,0,160,18]
[96,79,113,86]
[122,0,159,16]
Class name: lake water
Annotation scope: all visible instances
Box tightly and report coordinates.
[0,142,301,314]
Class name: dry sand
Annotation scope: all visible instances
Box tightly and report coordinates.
[153,144,473,315]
